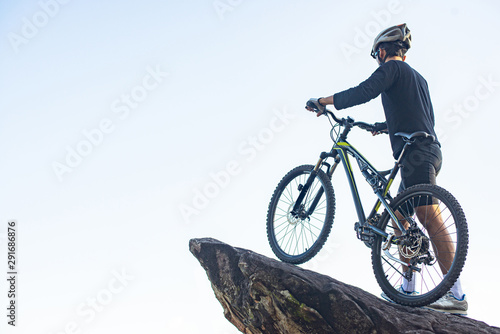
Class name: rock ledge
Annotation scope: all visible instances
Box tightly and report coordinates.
[190,237,500,334]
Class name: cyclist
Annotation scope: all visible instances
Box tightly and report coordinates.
[305,23,467,314]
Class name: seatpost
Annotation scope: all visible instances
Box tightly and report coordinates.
[395,140,412,165]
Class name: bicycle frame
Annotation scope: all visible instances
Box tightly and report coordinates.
[292,114,412,241]
[328,139,405,236]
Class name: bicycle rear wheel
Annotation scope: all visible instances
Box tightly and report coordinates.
[371,184,468,307]
[267,165,335,264]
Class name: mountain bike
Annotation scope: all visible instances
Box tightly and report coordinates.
[266,107,468,307]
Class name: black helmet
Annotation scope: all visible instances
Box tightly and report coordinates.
[371,23,411,58]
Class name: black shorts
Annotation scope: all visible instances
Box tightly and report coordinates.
[398,141,442,193]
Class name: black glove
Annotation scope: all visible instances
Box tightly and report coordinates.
[306,98,326,115]
[372,122,388,134]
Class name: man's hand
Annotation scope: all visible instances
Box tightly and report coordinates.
[305,98,325,117]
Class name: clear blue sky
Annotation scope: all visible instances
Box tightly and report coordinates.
[1,1,499,333]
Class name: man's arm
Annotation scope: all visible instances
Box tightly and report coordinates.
[318,96,334,106]
[333,61,398,110]
[314,63,394,111]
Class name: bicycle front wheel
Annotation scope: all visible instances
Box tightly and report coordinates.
[371,184,468,307]
[267,165,335,264]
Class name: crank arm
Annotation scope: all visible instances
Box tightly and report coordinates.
[382,233,395,250]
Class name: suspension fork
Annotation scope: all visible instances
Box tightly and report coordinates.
[305,155,340,216]
[292,152,339,214]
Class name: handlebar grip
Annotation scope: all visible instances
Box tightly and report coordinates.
[354,121,374,132]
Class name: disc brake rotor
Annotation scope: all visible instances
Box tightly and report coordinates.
[398,235,423,259]
[287,203,310,225]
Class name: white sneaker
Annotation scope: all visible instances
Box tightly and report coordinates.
[425,292,468,315]
[381,286,419,303]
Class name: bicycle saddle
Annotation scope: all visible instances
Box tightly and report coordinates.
[395,131,435,142]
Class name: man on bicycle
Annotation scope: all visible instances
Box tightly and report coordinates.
[305,23,467,314]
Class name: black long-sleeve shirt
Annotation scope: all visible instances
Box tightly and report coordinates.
[333,60,438,158]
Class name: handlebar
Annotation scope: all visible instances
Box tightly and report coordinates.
[323,109,375,133]
[305,100,387,134]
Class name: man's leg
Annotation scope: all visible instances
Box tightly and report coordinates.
[416,204,464,300]
[390,203,455,292]
[415,204,455,275]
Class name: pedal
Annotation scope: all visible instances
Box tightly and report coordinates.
[355,222,374,246]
